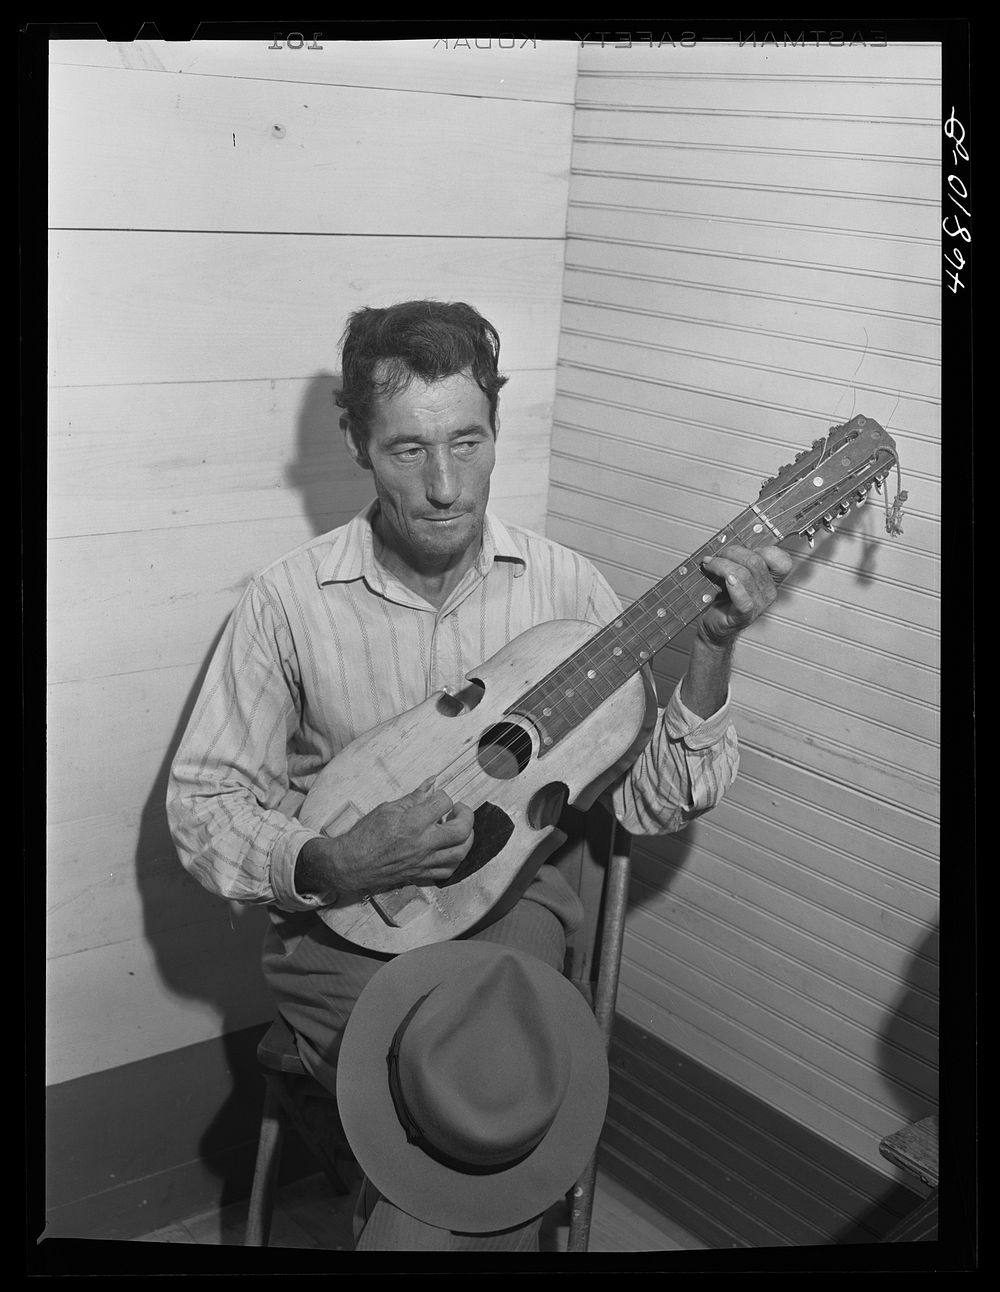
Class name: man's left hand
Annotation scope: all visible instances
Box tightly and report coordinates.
[698,544,794,646]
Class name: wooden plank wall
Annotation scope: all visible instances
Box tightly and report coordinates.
[548,40,941,1203]
[46,38,578,1086]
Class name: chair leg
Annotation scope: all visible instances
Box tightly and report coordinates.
[244,1077,286,1247]
[567,1152,598,1253]
[567,837,632,1253]
[278,1082,351,1196]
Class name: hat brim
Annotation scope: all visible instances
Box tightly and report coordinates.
[336,941,609,1235]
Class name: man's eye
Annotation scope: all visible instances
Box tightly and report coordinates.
[395,447,424,462]
[454,441,479,456]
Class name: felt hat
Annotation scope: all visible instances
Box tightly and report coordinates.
[336,941,610,1234]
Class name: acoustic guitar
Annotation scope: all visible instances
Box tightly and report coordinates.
[299,414,902,953]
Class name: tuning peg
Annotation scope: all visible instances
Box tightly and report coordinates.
[873,477,883,493]
[805,527,816,548]
[812,437,826,449]
[822,518,836,532]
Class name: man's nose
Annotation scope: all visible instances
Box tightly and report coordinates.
[425,449,460,506]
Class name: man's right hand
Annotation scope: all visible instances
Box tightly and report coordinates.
[294,778,475,903]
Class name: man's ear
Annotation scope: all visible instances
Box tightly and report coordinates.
[342,418,371,471]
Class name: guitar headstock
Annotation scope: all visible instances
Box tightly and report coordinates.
[755,415,900,546]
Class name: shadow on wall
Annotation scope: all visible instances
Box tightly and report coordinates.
[134,371,373,1212]
[783,496,888,593]
[834,920,940,1243]
[286,370,374,538]
[877,920,940,1123]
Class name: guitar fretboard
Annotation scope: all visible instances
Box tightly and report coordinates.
[506,413,898,755]
[511,505,778,751]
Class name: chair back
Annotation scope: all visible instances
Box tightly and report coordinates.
[551,803,632,1016]
[549,802,632,1252]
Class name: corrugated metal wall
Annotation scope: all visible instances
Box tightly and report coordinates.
[549,40,940,1190]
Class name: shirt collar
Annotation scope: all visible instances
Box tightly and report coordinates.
[315,501,527,589]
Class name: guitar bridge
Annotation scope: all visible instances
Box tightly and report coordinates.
[365,888,432,928]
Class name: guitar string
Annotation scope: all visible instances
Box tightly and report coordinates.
[430,509,764,807]
[426,451,896,812]
[433,538,757,808]
[428,521,792,807]
[428,459,893,811]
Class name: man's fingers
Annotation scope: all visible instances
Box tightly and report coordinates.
[403,783,456,825]
[349,787,476,892]
[430,804,475,849]
[396,777,437,809]
[705,544,790,581]
[760,546,795,580]
[702,561,757,613]
[703,547,784,604]
[431,835,477,880]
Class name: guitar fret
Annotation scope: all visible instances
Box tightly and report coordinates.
[517,507,800,751]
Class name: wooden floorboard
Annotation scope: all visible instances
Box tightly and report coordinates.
[133,1162,708,1253]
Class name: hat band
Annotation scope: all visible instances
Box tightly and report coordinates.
[385,1000,540,1177]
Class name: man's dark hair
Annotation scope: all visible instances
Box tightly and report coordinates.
[336,300,508,440]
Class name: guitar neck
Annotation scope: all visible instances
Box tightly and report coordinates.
[513,504,780,751]
[510,414,899,753]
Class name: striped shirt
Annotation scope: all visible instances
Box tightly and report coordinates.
[167,503,738,912]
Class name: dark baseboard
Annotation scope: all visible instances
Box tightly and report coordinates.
[39,1020,316,1244]
[601,1014,927,1248]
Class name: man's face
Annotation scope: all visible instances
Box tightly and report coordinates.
[347,369,497,577]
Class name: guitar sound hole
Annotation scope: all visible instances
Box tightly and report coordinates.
[527,782,568,831]
[435,679,485,717]
[476,721,533,780]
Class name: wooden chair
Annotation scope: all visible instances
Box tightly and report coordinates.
[244,803,632,1251]
[242,1014,353,1246]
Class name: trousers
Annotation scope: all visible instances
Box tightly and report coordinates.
[260,864,584,1251]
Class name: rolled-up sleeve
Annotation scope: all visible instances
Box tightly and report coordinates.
[166,578,326,912]
[608,681,739,836]
[581,563,739,836]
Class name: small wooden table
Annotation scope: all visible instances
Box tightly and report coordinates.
[878,1114,938,1241]
[879,1114,939,1189]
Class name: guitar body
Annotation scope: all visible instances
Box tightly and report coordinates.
[298,618,657,954]
[297,415,901,955]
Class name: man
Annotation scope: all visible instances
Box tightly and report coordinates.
[167,300,792,1250]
